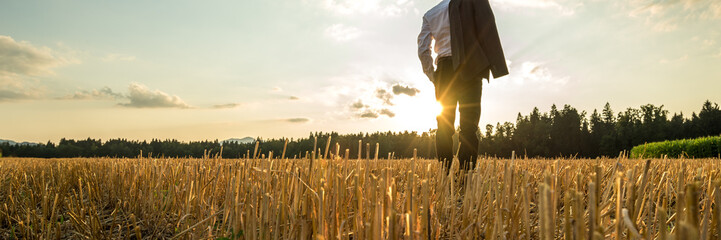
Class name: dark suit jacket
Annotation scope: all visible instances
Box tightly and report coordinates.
[449,0,509,81]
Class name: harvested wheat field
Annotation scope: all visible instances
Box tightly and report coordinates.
[1,155,720,239]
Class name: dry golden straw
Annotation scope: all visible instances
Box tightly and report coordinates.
[0,156,720,239]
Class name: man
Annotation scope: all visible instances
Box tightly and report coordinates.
[418,0,508,171]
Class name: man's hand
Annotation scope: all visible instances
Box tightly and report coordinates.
[426,72,435,84]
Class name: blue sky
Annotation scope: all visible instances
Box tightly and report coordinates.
[2,0,720,142]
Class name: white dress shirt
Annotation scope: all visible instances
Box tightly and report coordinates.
[418,0,452,80]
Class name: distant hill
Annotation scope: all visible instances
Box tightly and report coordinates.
[0,139,39,146]
[222,137,255,145]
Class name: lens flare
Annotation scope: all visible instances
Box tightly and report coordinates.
[432,101,443,116]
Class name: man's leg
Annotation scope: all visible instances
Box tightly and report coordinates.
[434,58,457,171]
[457,78,482,170]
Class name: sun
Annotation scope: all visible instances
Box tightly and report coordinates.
[430,100,443,116]
[392,97,443,133]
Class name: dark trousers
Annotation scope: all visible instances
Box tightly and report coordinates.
[434,57,482,172]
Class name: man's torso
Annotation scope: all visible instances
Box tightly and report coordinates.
[424,0,452,58]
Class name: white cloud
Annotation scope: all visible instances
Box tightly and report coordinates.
[652,21,678,32]
[313,0,415,17]
[60,85,246,109]
[285,117,311,123]
[379,108,395,117]
[101,53,136,62]
[356,107,395,119]
[0,75,23,92]
[0,35,76,101]
[659,54,688,64]
[119,83,191,108]
[212,103,242,109]
[702,39,716,47]
[709,2,721,19]
[0,76,44,102]
[350,99,367,109]
[392,83,420,96]
[324,24,363,42]
[375,88,394,105]
[491,0,580,15]
[624,0,721,31]
[360,111,380,118]
[60,87,124,100]
[314,70,425,119]
[0,89,38,102]
[500,61,568,90]
[0,35,69,77]
[311,72,385,118]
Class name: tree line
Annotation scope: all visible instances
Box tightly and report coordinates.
[480,100,721,158]
[0,132,435,159]
[2,100,720,159]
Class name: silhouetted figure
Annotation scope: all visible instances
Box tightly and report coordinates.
[418,0,508,172]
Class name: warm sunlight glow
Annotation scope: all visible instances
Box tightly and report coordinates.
[391,93,441,133]
[431,101,443,116]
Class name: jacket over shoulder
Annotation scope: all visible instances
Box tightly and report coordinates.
[449,0,509,81]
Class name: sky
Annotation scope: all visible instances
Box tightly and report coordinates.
[1,0,720,143]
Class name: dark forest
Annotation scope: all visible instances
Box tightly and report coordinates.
[3,101,720,159]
